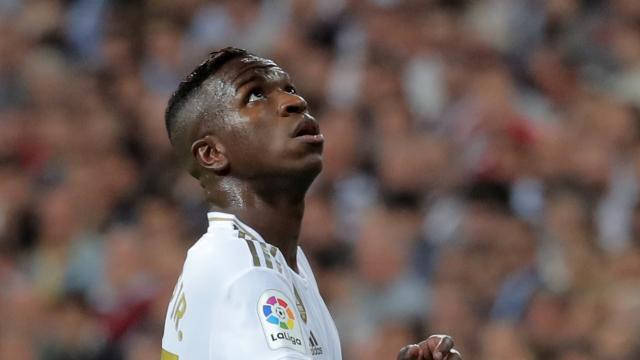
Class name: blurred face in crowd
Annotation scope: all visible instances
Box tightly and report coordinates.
[317,109,359,181]
[480,323,534,360]
[355,208,412,286]
[357,322,415,360]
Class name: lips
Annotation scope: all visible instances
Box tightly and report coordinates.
[292,117,320,138]
[291,117,324,145]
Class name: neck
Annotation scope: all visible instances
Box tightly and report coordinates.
[206,176,310,271]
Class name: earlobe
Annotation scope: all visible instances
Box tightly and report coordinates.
[191,136,229,174]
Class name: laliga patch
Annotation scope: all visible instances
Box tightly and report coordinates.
[258,289,306,353]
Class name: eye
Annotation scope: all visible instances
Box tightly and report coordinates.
[284,85,296,94]
[247,88,265,103]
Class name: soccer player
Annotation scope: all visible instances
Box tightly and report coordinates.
[161,47,462,360]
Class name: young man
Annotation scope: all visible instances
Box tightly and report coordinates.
[161,47,462,360]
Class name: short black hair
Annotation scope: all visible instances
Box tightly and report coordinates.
[165,47,248,146]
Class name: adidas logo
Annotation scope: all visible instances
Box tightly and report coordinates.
[309,331,324,356]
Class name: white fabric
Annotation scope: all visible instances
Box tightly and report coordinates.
[161,212,341,360]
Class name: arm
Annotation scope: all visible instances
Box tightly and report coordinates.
[209,268,313,360]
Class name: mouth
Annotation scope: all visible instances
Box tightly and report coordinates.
[291,117,324,144]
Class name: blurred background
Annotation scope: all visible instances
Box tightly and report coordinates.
[1,0,640,359]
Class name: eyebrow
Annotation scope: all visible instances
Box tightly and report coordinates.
[232,66,290,92]
[231,64,278,86]
[235,74,264,90]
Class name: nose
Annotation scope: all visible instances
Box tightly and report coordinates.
[278,92,307,117]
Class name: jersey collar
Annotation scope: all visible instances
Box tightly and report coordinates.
[206,212,266,243]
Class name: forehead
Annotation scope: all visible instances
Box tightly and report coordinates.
[217,55,290,85]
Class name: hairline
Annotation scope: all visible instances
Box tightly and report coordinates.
[170,56,284,146]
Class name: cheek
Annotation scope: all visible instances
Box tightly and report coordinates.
[246,117,290,154]
[223,122,284,167]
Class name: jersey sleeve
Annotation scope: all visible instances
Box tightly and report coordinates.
[209,268,312,360]
[161,250,218,360]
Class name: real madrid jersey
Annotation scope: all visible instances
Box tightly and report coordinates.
[161,212,342,360]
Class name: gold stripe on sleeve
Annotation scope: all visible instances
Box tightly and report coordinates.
[259,242,273,269]
[232,220,256,240]
[293,285,308,324]
[161,348,179,360]
[269,245,283,273]
[245,239,261,267]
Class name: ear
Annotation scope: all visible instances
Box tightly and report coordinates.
[191,135,229,174]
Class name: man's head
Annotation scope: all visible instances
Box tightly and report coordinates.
[165,47,323,188]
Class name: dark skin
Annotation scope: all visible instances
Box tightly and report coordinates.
[186,54,462,360]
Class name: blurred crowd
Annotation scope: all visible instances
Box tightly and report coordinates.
[1,0,640,359]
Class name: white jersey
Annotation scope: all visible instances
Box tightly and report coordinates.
[161,212,341,360]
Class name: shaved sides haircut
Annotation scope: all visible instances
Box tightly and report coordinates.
[164,47,248,147]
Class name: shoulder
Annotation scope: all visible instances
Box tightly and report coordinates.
[296,247,318,285]
[180,229,289,291]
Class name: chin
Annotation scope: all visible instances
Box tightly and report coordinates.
[297,154,323,177]
[283,154,323,181]
[261,156,321,197]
